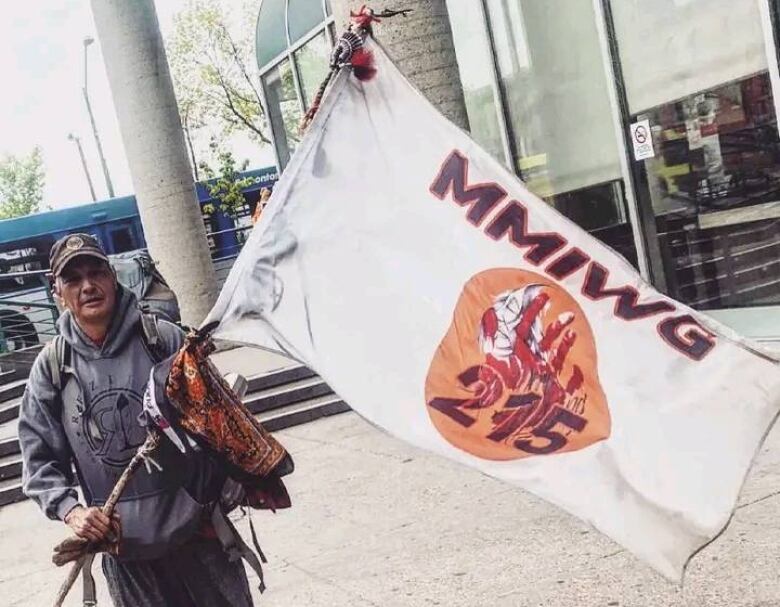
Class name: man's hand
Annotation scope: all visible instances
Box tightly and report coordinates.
[63,506,118,543]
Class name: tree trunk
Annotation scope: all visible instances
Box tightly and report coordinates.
[183,118,200,182]
[91,0,218,325]
[329,0,470,130]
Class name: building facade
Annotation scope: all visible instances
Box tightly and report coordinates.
[255,0,780,347]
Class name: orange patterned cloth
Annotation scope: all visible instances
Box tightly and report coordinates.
[166,332,288,479]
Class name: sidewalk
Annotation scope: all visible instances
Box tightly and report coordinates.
[2,409,780,606]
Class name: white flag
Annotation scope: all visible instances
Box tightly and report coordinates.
[205,40,780,580]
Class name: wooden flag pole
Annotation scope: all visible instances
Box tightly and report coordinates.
[52,432,161,607]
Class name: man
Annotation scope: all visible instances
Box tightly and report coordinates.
[19,233,254,607]
[251,187,272,225]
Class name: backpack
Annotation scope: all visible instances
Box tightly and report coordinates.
[109,251,181,324]
[46,313,166,391]
[139,334,293,595]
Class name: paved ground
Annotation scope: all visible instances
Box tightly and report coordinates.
[2,407,780,607]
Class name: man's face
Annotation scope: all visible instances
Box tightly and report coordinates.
[56,257,117,325]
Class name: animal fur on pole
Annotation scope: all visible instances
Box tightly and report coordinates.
[52,432,161,607]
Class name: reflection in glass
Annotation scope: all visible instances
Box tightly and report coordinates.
[611,0,780,309]
[294,32,331,108]
[481,0,636,264]
[288,0,327,44]
[638,74,780,308]
[256,0,288,68]
[262,59,302,168]
[445,0,504,162]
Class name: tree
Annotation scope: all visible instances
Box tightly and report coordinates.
[166,0,270,176]
[0,147,46,220]
[180,97,207,181]
[198,139,253,218]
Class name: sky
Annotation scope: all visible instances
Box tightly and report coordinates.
[0,0,273,210]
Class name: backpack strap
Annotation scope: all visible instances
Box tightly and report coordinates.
[45,335,71,391]
[211,505,267,593]
[81,552,97,607]
[46,314,163,388]
[138,313,166,364]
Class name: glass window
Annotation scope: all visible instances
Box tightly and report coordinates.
[611,0,780,309]
[486,0,623,195]
[288,0,327,43]
[445,0,505,162]
[0,245,45,294]
[262,59,303,168]
[482,0,636,264]
[293,32,331,108]
[256,0,288,69]
[611,0,767,115]
[257,0,333,170]
[110,227,134,254]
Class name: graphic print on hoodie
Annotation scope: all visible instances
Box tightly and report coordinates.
[59,287,185,502]
[81,384,146,467]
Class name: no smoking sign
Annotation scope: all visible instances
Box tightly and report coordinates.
[630,119,655,160]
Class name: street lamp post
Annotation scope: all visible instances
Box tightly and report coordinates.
[67,133,97,201]
[82,35,115,198]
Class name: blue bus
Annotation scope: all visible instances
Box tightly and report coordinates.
[0,166,277,276]
[0,167,277,351]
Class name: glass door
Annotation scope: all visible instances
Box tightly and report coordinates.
[446,0,642,267]
[607,0,780,343]
[484,0,636,264]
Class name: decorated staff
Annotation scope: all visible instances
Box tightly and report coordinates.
[52,432,160,607]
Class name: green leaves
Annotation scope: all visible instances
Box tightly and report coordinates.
[166,0,270,172]
[199,140,252,218]
[0,147,46,220]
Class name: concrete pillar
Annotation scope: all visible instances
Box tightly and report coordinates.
[330,0,470,130]
[90,0,218,325]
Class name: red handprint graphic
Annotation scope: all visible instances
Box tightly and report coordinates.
[473,285,585,444]
[425,269,610,461]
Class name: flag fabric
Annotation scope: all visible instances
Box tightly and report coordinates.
[205,39,780,580]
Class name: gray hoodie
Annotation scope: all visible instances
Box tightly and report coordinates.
[19,286,207,559]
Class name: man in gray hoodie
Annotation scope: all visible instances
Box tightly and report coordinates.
[19,233,254,607]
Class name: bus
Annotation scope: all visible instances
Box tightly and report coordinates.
[0,167,277,352]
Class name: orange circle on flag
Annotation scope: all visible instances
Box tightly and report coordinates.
[424,268,610,461]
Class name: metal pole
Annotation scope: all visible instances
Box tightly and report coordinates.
[67,133,97,201]
[596,0,666,288]
[478,0,518,172]
[83,36,116,198]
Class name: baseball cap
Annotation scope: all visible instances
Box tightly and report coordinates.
[49,233,110,277]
